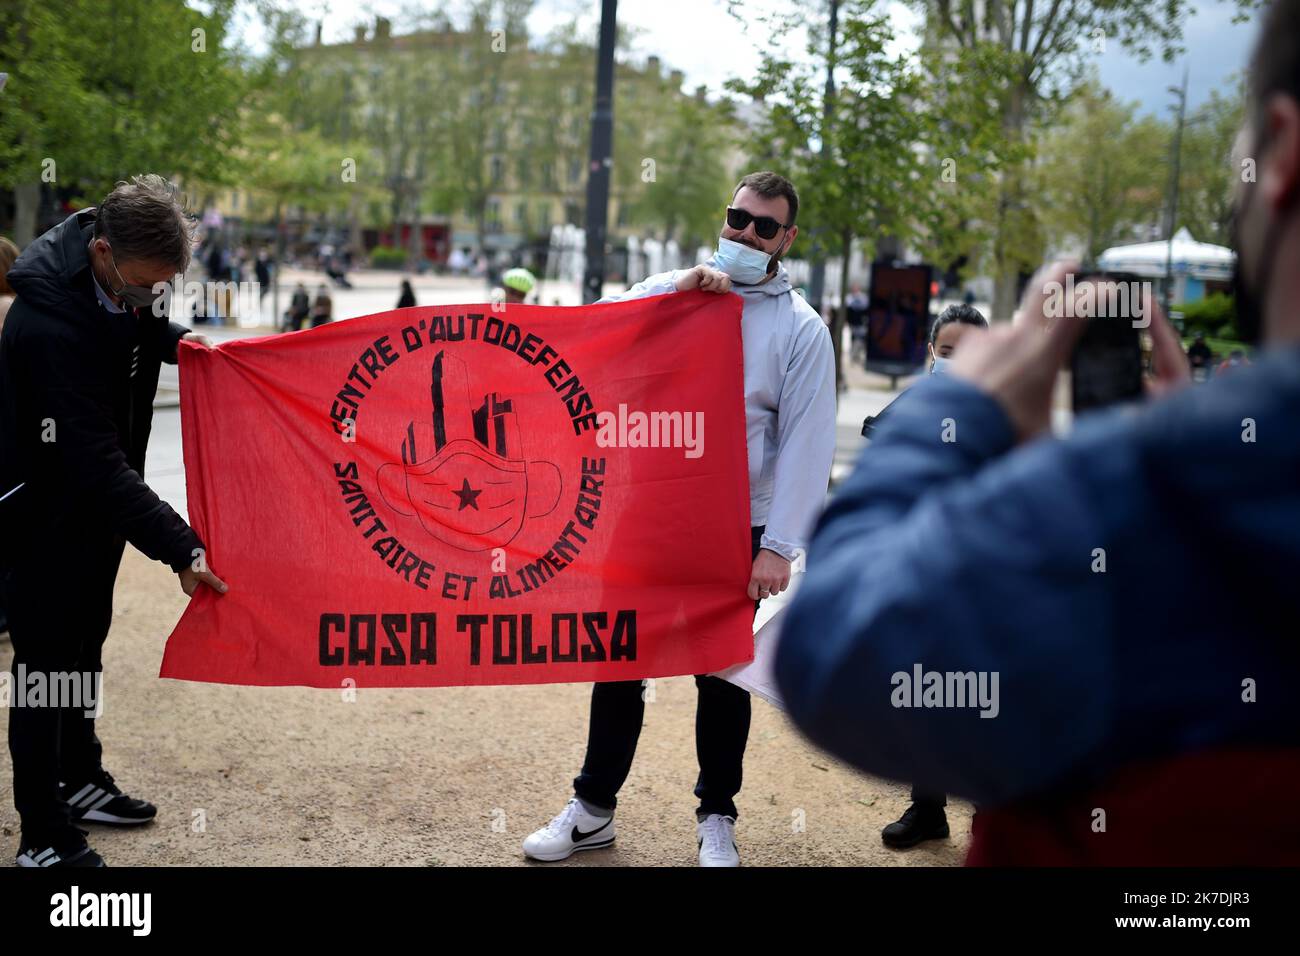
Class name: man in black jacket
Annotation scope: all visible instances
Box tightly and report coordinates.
[0,174,227,868]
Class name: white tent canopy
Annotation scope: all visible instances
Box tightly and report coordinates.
[1097,227,1235,281]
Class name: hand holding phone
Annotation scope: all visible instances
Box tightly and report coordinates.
[1068,272,1147,413]
[1067,272,1191,410]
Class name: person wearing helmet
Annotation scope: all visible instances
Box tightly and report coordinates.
[501,267,536,305]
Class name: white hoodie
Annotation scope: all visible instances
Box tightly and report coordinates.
[598,261,837,561]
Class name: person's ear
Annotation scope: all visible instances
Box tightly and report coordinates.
[90,239,112,278]
[1261,92,1300,212]
[783,225,798,255]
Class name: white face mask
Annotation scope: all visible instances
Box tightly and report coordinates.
[713,236,775,285]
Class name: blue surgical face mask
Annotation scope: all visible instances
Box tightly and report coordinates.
[931,355,953,375]
[713,236,774,285]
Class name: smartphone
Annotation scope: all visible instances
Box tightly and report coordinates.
[1069,272,1146,413]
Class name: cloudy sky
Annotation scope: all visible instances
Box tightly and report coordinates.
[265,0,1260,114]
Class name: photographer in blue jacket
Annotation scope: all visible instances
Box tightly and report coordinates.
[776,0,1300,864]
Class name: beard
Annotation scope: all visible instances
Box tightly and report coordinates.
[727,231,786,275]
[1229,127,1297,347]
[1229,194,1265,346]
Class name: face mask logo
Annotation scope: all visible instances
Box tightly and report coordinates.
[713,236,776,285]
[377,350,561,552]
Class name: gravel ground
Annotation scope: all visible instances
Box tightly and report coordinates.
[0,546,971,867]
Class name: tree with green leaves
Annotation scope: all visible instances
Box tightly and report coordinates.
[1035,79,1167,263]
[1177,79,1246,247]
[422,0,536,263]
[198,5,384,315]
[914,0,1261,318]
[727,0,931,389]
[911,39,1033,292]
[616,85,738,254]
[513,24,597,237]
[0,0,248,245]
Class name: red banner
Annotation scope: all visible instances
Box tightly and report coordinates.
[160,291,754,687]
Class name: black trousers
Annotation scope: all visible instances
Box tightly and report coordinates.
[912,787,947,810]
[4,533,124,844]
[573,526,764,820]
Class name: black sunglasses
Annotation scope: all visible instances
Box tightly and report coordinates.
[726,206,789,241]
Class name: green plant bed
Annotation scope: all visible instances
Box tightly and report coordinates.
[1172,292,1236,337]
[369,245,408,269]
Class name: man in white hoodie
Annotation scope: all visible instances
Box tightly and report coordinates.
[523,171,837,866]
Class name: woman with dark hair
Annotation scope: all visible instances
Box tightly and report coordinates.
[880,302,988,850]
[927,303,989,375]
[862,303,989,439]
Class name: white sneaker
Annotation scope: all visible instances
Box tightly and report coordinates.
[522,797,616,862]
[697,814,740,867]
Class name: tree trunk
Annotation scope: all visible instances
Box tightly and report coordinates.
[390,189,404,255]
[831,228,852,396]
[991,188,1020,322]
[273,200,284,328]
[475,206,488,293]
[406,193,423,271]
[992,78,1030,321]
[348,190,364,267]
[12,183,39,247]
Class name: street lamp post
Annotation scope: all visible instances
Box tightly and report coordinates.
[582,0,618,305]
[1163,67,1189,319]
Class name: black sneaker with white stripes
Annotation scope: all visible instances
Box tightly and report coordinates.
[16,829,105,868]
[60,771,157,826]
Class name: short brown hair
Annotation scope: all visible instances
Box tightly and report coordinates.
[92,174,196,272]
[732,171,799,226]
[0,236,18,295]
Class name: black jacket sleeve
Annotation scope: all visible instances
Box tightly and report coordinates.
[164,321,188,364]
